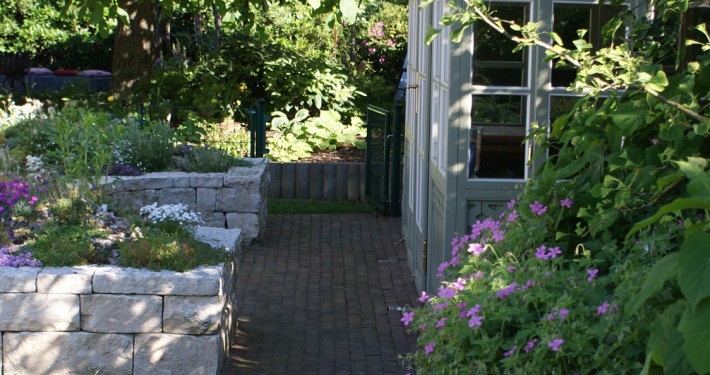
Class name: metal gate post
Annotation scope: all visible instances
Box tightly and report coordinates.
[389,102,404,216]
[255,99,266,158]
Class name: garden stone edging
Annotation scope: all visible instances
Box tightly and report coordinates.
[0,226,242,375]
[102,158,270,243]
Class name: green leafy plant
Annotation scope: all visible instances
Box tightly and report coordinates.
[176,145,250,173]
[114,119,175,173]
[25,224,110,266]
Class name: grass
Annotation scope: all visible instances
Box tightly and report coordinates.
[267,199,377,214]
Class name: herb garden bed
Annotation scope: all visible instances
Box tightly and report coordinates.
[0,226,241,374]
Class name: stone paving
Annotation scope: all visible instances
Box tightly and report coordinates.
[222,214,419,374]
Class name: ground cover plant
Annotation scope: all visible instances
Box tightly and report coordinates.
[0,99,237,272]
[405,0,710,373]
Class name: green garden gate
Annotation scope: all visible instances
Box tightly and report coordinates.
[365,103,403,216]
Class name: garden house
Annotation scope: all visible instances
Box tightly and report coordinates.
[401,0,659,292]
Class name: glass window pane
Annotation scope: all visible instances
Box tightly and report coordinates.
[473,4,529,86]
[469,95,526,179]
[552,4,627,87]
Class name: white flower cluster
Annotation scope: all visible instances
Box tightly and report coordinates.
[0,98,46,128]
[25,155,44,173]
[139,203,204,230]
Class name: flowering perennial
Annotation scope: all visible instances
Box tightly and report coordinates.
[139,203,204,230]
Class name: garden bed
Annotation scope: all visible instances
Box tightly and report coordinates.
[0,226,242,374]
[104,158,269,243]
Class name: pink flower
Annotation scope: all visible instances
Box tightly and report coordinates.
[587,269,599,282]
[468,243,485,256]
[368,47,376,55]
[597,301,611,316]
[452,278,467,291]
[472,271,484,279]
[386,38,396,48]
[401,311,414,326]
[425,342,435,356]
[560,197,573,208]
[496,283,517,300]
[548,338,564,352]
[529,201,548,216]
[417,291,429,304]
[524,338,538,353]
[503,345,517,357]
[436,317,447,329]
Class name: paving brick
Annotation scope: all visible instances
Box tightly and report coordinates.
[223,214,418,375]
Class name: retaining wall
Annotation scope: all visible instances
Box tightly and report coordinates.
[267,162,366,201]
[0,227,242,375]
[104,158,269,243]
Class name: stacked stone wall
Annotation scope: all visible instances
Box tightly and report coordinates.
[104,158,269,243]
[0,227,242,374]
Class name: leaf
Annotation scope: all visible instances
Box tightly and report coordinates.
[610,100,647,134]
[451,27,465,43]
[625,253,679,319]
[626,198,710,239]
[678,232,710,310]
[339,0,359,24]
[425,27,442,45]
[307,0,321,9]
[679,298,710,374]
[647,301,686,368]
[646,70,669,92]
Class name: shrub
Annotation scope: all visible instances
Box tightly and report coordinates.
[176,145,250,173]
[114,119,175,173]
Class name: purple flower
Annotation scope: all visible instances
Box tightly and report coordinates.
[368,47,376,55]
[587,269,599,282]
[434,302,448,311]
[436,317,447,329]
[472,271,484,279]
[378,56,386,64]
[425,342,435,356]
[558,308,570,320]
[524,338,538,353]
[507,266,516,273]
[503,345,517,357]
[507,199,517,210]
[438,287,456,299]
[0,247,42,267]
[560,197,573,208]
[468,243,485,256]
[466,304,482,317]
[535,245,550,260]
[417,291,430,304]
[506,210,519,222]
[401,311,414,326]
[452,278,467,291]
[468,315,483,327]
[495,283,517,300]
[436,261,449,278]
[529,201,548,216]
[548,246,562,259]
[548,338,564,351]
[597,301,611,316]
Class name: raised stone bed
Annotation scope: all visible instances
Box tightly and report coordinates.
[104,158,269,243]
[0,227,241,375]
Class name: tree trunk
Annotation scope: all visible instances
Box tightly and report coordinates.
[111,0,156,101]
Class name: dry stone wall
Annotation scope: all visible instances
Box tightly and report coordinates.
[0,227,242,375]
[104,158,269,243]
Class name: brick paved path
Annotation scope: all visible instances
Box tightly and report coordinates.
[222,214,419,375]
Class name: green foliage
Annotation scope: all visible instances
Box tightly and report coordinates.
[176,145,250,173]
[414,0,710,372]
[26,224,110,266]
[266,109,365,162]
[115,120,175,173]
[117,226,228,272]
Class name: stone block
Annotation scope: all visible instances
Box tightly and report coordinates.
[173,173,191,188]
[223,174,261,190]
[193,227,241,252]
[0,293,79,331]
[216,188,262,213]
[134,333,221,375]
[201,212,226,228]
[226,213,260,242]
[92,266,221,296]
[159,188,196,209]
[3,332,133,374]
[0,267,39,292]
[109,189,159,211]
[37,266,94,294]
[164,295,222,334]
[81,294,162,333]
[196,188,218,212]
[190,173,225,188]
